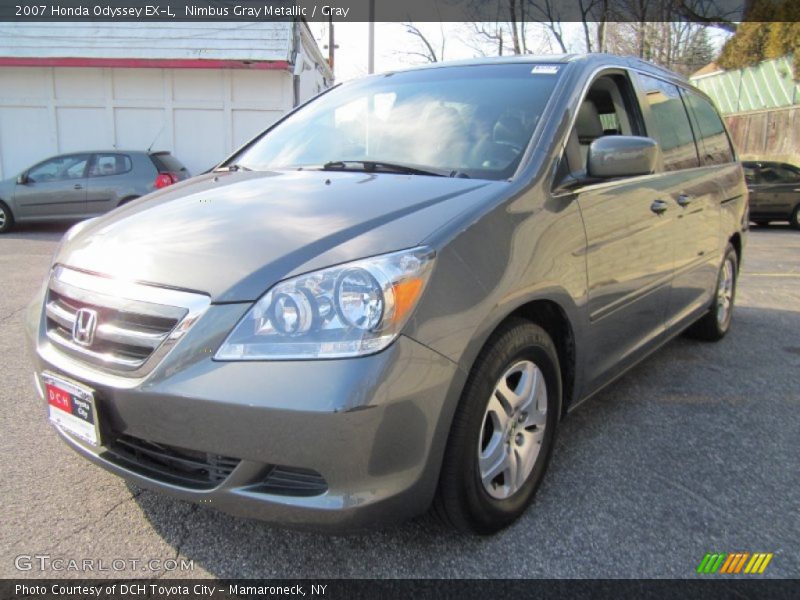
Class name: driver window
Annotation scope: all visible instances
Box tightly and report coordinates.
[27,155,89,183]
[559,74,641,182]
[760,165,800,183]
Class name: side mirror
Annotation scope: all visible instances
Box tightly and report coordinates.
[16,173,28,185]
[587,136,659,179]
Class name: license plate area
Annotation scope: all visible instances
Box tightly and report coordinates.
[42,372,101,447]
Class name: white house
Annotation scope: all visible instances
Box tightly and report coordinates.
[0,22,333,178]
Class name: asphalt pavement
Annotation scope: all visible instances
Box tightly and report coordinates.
[1,222,798,579]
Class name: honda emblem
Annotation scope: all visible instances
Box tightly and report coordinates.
[72,308,98,347]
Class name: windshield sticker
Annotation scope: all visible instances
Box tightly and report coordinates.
[531,65,560,74]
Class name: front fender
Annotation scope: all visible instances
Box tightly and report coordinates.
[405,188,589,406]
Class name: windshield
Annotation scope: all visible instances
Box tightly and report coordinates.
[231,63,562,181]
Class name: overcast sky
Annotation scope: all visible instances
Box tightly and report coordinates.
[310,22,731,82]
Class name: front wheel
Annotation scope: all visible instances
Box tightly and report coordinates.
[433,319,561,534]
[0,201,14,234]
[686,244,738,341]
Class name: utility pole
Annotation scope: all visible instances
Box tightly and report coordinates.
[327,16,335,71]
[368,0,375,74]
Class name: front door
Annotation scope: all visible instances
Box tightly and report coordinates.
[14,154,89,218]
[578,176,677,388]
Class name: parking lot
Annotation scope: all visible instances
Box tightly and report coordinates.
[0,223,798,579]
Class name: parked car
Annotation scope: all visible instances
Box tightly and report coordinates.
[0,150,189,233]
[26,55,747,534]
[742,160,800,229]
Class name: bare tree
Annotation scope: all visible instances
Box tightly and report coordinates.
[527,0,569,52]
[399,22,446,63]
[463,22,507,56]
[401,0,732,69]
[604,19,716,75]
[461,0,562,56]
[524,0,613,54]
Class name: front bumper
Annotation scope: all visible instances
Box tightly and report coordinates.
[28,298,464,531]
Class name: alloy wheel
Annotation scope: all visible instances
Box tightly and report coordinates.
[716,257,735,327]
[478,360,547,500]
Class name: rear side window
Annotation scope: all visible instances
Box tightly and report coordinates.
[150,153,188,173]
[682,90,735,165]
[636,73,699,172]
[89,153,132,178]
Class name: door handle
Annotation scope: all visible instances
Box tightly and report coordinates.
[650,199,669,215]
[73,184,83,190]
[677,194,692,207]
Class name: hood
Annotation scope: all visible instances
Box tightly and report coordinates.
[56,169,501,302]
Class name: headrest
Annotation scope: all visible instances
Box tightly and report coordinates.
[576,100,604,143]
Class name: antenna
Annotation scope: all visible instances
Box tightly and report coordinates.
[146,121,167,153]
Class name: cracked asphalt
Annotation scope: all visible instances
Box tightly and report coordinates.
[1,222,798,579]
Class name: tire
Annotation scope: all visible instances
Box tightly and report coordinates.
[433,318,561,534]
[0,201,13,234]
[791,205,800,231]
[685,244,738,342]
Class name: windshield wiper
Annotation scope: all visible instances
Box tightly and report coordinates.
[322,160,447,177]
[214,163,252,173]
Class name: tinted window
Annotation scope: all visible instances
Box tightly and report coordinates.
[683,90,734,165]
[27,154,89,183]
[231,64,561,181]
[759,164,800,184]
[637,74,698,172]
[150,153,188,173]
[89,153,132,177]
[561,73,642,179]
[743,165,757,184]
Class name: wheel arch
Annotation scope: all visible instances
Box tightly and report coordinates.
[458,293,581,417]
[506,299,577,416]
[0,197,14,224]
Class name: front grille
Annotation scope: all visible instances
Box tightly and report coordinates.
[252,466,328,497]
[103,433,240,490]
[44,266,209,376]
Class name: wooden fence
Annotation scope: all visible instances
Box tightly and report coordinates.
[725,105,800,165]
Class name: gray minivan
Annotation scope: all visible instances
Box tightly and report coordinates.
[27,55,747,534]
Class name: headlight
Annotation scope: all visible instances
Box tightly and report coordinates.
[215,247,435,360]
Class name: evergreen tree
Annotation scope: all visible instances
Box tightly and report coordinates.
[717,0,800,79]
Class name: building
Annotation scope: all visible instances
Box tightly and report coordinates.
[0,22,333,178]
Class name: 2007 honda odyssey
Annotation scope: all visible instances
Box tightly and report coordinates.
[27,55,747,534]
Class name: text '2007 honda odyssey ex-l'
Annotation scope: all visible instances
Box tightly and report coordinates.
[27,55,747,534]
